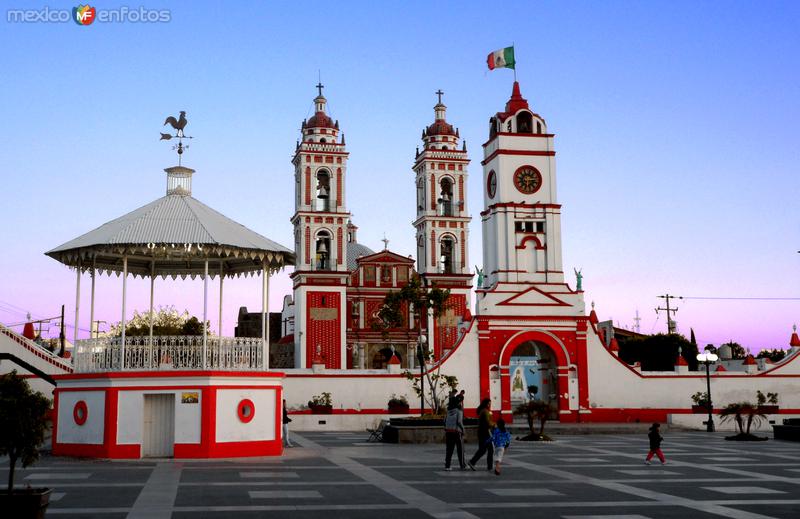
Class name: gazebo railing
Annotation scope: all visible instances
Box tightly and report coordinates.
[73,336,264,372]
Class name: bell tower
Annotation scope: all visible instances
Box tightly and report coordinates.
[478,81,584,317]
[412,91,472,357]
[290,83,350,368]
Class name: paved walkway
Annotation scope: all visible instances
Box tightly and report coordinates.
[3,431,800,518]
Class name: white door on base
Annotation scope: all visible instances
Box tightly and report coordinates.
[142,394,175,457]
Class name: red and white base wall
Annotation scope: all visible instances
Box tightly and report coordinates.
[52,371,284,459]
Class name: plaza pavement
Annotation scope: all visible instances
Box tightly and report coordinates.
[2,430,800,518]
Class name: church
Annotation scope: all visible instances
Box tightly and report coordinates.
[9,76,800,460]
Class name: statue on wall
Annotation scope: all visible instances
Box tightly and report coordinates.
[573,268,583,291]
[475,265,485,288]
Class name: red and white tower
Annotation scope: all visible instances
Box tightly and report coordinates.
[477,82,588,422]
[291,83,350,368]
[412,91,472,358]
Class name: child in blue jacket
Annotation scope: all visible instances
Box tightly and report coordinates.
[490,419,512,475]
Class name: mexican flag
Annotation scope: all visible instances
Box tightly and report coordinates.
[487,46,515,70]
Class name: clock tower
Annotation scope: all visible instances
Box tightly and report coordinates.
[412,91,472,357]
[478,81,584,317]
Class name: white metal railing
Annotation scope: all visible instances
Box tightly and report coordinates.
[73,336,264,372]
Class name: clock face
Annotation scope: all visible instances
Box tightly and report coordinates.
[513,166,542,194]
[487,170,497,199]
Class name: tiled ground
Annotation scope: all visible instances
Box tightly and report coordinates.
[3,430,799,518]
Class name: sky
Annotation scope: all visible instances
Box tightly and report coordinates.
[0,1,798,352]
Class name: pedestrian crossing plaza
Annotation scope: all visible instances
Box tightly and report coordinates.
[3,430,800,518]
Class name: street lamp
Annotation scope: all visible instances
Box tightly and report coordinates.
[696,351,719,432]
[416,335,427,416]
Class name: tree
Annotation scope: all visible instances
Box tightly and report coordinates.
[0,371,51,493]
[756,348,786,362]
[720,402,767,438]
[109,305,212,337]
[374,276,454,414]
[618,333,699,371]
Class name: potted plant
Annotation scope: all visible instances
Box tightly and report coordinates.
[691,391,711,413]
[387,394,410,414]
[514,400,555,441]
[308,392,333,414]
[0,371,52,518]
[756,390,779,414]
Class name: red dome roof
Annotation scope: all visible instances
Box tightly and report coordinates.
[307,111,334,129]
[426,118,456,137]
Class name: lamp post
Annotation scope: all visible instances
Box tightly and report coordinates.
[696,352,719,432]
[417,335,427,416]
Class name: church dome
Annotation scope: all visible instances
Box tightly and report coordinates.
[307,111,335,129]
[347,242,375,270]
[426,117,456,136]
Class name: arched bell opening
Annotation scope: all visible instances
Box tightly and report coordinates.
[314,230,331,271]
[315,169,330,211]
[438,178,453,216]
[439,235,455,274]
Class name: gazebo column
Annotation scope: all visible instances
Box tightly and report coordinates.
[262,260,270,370]
[89,259,96,340]
[120,255,128,369]
[73,265,81,347]
[148,261,155,368]
[218,263,224,339]
[202,259,209,369]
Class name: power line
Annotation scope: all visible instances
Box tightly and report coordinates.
[656,294,680,334]
[682,296,800,301]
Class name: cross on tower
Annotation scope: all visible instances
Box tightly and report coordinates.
[316,82,324,97]
[381,234,389,250]
[435,89,444,104]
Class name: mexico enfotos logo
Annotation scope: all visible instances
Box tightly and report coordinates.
[7,5,171,24]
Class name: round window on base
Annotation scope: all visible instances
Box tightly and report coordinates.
[73,400,88,426]
[237,398,255,423]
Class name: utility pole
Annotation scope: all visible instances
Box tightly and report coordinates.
[633,309,642,334]
[59,304,65,356]
[656,294,681,334]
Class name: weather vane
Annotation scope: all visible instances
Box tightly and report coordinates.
[160,111,193,166]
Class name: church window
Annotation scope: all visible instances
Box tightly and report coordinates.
[320,138,326,143]
[536,121,542,134]
[440,236,455,274]
[315,169,330,211]
[536,221,545,232]
[417,178,425,211]
[315,230,331,271]
[364,265,376,283]
[439,178,453,217]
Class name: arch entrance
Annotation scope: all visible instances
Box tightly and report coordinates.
[508,341,559,418]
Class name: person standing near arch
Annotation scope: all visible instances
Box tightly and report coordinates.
[467,398,494,471]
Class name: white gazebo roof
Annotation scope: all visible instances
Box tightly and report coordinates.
[46,166,294,278]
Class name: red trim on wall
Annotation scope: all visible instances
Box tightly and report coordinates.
[482,148,555,166]
[54,370,285,381]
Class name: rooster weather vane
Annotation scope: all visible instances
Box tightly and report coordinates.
[160,111,193,166]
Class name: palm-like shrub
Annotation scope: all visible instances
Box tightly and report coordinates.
[720,402,767,439]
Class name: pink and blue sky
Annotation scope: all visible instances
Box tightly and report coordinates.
[0,1,797,352]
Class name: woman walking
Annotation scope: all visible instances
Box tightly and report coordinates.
[645,422,665,465]
[443,397,466,470]
[283,399,294,448]
[467,398,495,471]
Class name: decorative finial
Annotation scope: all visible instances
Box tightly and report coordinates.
[316,81,324,97]
[591,301,595,310]
[794,324,797,332]
[160,110,193,166]
[381,234,389,251]
[435,89,444,104]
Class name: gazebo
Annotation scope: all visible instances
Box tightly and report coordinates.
[47,163,294,372]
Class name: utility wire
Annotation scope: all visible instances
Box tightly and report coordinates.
[682,296,799,301]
